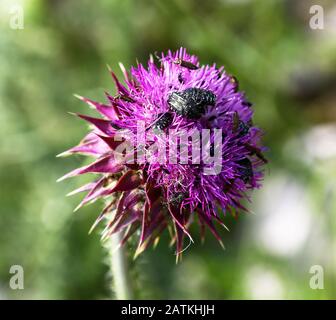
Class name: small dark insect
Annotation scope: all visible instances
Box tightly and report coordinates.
[178,73,184,84]
[174,59,199,70]
[237,158,253,184]
[244,143,268,163]
[233,112,249,137]
[243,101,253,108]
[168,87,216,119]
[238,122,250,136]
[153,112,173,130]
[230,75,239,92]
[115,93,135,103]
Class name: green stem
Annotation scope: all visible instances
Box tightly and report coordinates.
[108,232,134,299]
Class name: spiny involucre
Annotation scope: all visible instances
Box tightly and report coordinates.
[58,48,267,261]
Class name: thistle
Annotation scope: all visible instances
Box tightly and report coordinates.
[58,48,266,261]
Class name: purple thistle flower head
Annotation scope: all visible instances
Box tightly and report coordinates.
[58,48,267,261]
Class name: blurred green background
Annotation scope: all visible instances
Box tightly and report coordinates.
[0,0,335,299]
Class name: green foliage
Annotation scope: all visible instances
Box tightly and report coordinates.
[0,0,335,299]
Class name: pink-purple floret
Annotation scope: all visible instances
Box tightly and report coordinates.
[59,48,266,260]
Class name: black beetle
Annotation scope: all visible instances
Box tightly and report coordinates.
[153,112,174,130]
[233,112,250,137]
[168,88,216,119]
[236,158,253,184]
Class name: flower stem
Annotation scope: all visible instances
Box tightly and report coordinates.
[108,232,134,300]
